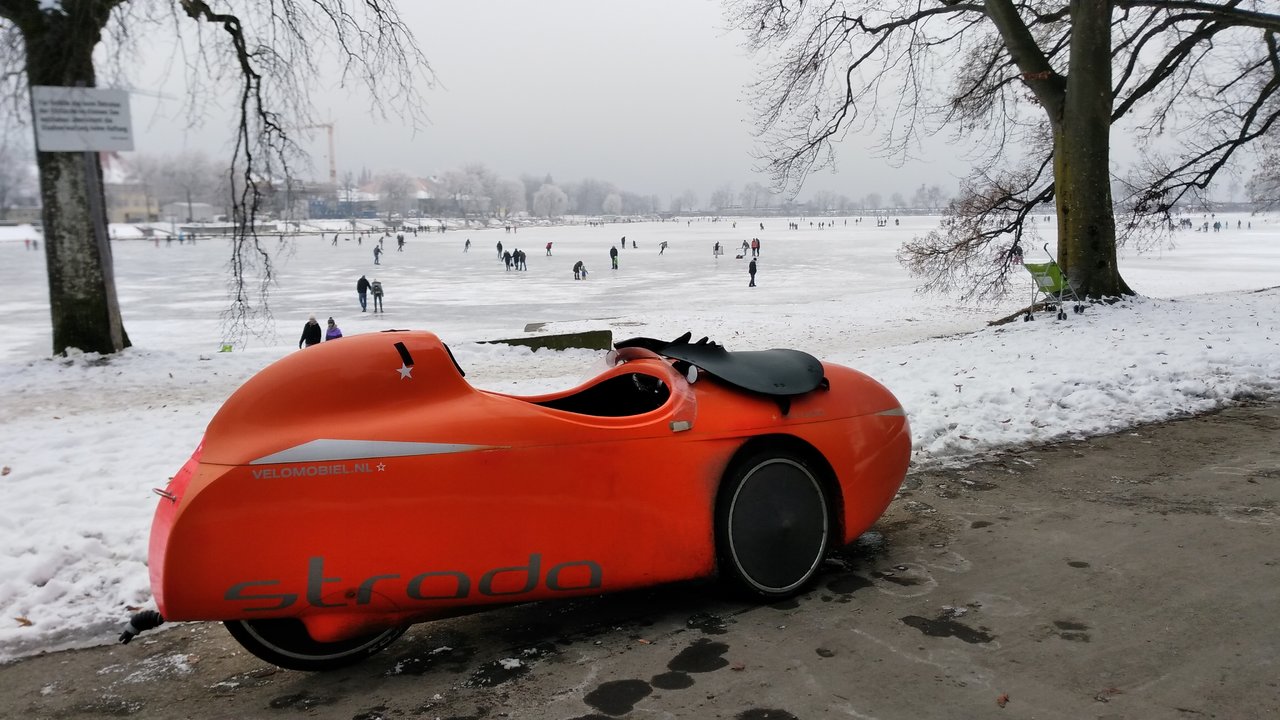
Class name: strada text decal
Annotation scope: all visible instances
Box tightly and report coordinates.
[224,553,602,611]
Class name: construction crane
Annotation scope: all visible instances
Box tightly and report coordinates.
[300,123,336,186]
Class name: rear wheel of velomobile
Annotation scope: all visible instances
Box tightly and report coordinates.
[715,448,831,599]
[224,618,406,671]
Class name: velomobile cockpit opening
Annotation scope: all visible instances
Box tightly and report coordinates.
[530,372,671,417]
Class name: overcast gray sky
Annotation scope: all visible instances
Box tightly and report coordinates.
[128,0,966,203]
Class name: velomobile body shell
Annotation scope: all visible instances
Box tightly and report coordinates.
[150,330,909,644]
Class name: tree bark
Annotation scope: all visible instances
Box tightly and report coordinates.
[21,4,131,354]
[1055,0,1133,297]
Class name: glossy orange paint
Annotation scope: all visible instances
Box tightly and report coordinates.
[150,330,909,643]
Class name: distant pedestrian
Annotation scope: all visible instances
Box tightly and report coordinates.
[659,241,668,255]
[610,245,619,269]
[497,240,504,258]
[465,238,471,252]
[749,258,757,287]
[356,274,370,312]
[325,317,343,341]
[397,233,405,251]
[371,279,384,313]
[299,315,322,348]
[573,260,586,280]
[620,236,626,249]
[373,245,382,265]
[751,238,761,257]
[546,241,553,256]
[503,250,513,270]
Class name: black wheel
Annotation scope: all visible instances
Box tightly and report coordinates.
[715,448,831,599]
[224,618,406,671]
[1057,311,1067,320]
[1025,314,1034,322]
[1074,304,1084,314]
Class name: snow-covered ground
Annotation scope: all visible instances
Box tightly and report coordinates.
[1,214,1278,663]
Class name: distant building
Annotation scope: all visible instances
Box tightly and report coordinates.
[101,152,157,223]
[106,182,156,223]
[162,201,218,222]
[410,176,441,215]
[2,204,41,224]
[0,158,39,223]
[308,175,445,219]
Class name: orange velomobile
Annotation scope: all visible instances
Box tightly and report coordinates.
[130,330,910,670]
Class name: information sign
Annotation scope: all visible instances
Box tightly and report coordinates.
[31,86,134,152]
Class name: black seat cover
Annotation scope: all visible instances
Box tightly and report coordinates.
[616,333,825,397]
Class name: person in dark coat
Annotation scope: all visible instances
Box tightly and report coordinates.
[748,258,758,287]
[609,245,619,269]
[356,274,370,312]
[371,279,384,313]
[299,315,322,348]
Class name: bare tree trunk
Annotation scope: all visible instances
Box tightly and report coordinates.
[23,8,131,355]
[1055,0,1132,297]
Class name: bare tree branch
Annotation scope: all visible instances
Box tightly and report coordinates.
[1119,0,1280,33]
[899,140,1056,302]
[171,0,433,343]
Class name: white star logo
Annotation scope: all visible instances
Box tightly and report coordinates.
[397,364,413,379]
[376,463,386,472]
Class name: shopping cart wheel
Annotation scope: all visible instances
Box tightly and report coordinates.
[1023,313,1033,322]
[1074,304,1084,314]
[1057,310,1067,320]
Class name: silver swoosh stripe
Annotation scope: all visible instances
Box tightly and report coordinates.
[251,439,501,465]
[875,407,906,416]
